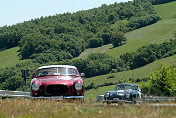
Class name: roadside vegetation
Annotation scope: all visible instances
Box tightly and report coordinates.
[0,99,176,118]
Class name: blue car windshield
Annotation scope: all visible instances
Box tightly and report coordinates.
[114,85,136,91]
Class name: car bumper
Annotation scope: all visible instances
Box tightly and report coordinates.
[31,96,84,100]
[103,99,132,103]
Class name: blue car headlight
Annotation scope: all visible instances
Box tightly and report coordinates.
[125,93,130,98]
[104,92,110,97]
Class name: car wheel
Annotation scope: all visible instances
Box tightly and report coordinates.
[106,101,111,104]
[131,97,136,104]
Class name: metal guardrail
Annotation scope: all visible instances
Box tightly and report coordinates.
[145,96,176,101]
[0,90,30,99]
[1,90,176,102]
[97,95,176,103]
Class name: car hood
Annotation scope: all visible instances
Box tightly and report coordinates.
[36,76,76,86]
[107,90,132,95]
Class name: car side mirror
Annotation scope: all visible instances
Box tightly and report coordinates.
[138,88,141,92]
[80,73,85,77]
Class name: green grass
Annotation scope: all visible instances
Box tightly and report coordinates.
[78,44,112,58]
[154,1,176,19]
[107,18,176,57]
[0,47,27,68]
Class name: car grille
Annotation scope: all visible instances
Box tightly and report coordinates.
[45,85,69,96]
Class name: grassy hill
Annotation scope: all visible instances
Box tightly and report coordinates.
[107,18,176,57]
[79,1,176,58]
[0,47,27,68]
[154,1,176,19]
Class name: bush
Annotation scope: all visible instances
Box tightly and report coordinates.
[149,64,176,96]
[0,76,25,91]
[88,38,104,48]
[110,32,127,47]
[128,14,161,30]
[148,0,176,5]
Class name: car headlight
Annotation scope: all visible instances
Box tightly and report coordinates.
[75,82,82,91]
[104,92,110,97]
[32,83,40,91]
[125,93,130,98]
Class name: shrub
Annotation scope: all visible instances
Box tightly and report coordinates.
[110,32,127,47]
[149,64,176,96]
[88,38,104,48]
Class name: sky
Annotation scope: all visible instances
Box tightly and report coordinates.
[0,0,132,27]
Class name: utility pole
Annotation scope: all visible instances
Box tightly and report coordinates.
[21,70,29,92]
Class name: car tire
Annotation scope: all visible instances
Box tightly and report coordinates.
[131,97,136,104]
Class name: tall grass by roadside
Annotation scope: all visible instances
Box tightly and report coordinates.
[0,99,176,118]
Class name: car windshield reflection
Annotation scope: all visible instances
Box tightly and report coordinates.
[36,67,79,77]
[114,84,136,91]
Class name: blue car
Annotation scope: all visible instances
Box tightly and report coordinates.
[104,83,144,104]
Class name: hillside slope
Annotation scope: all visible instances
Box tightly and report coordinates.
[154,1,176,19]
[79,1,176,58]
[107,18,176,57]
[107,1,176,57]
[0,47,27,68]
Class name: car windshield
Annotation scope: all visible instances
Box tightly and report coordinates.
[36,67,79,77]
[114,84,136,91]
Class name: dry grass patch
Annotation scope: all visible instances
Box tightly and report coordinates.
[0,99,176,118]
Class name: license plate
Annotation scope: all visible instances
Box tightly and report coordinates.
[113,98,119,101]
[51,96,63,100]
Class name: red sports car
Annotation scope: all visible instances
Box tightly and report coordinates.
[30,65,85,100]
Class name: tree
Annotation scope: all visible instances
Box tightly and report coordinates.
[89,38,104,48]
[0,76,24,91]
[19,32,48,59]
[149,64,176,96]
[110,32,127,47]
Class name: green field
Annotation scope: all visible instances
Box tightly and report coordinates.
[0,47,27,68]
[154,1,176,19]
